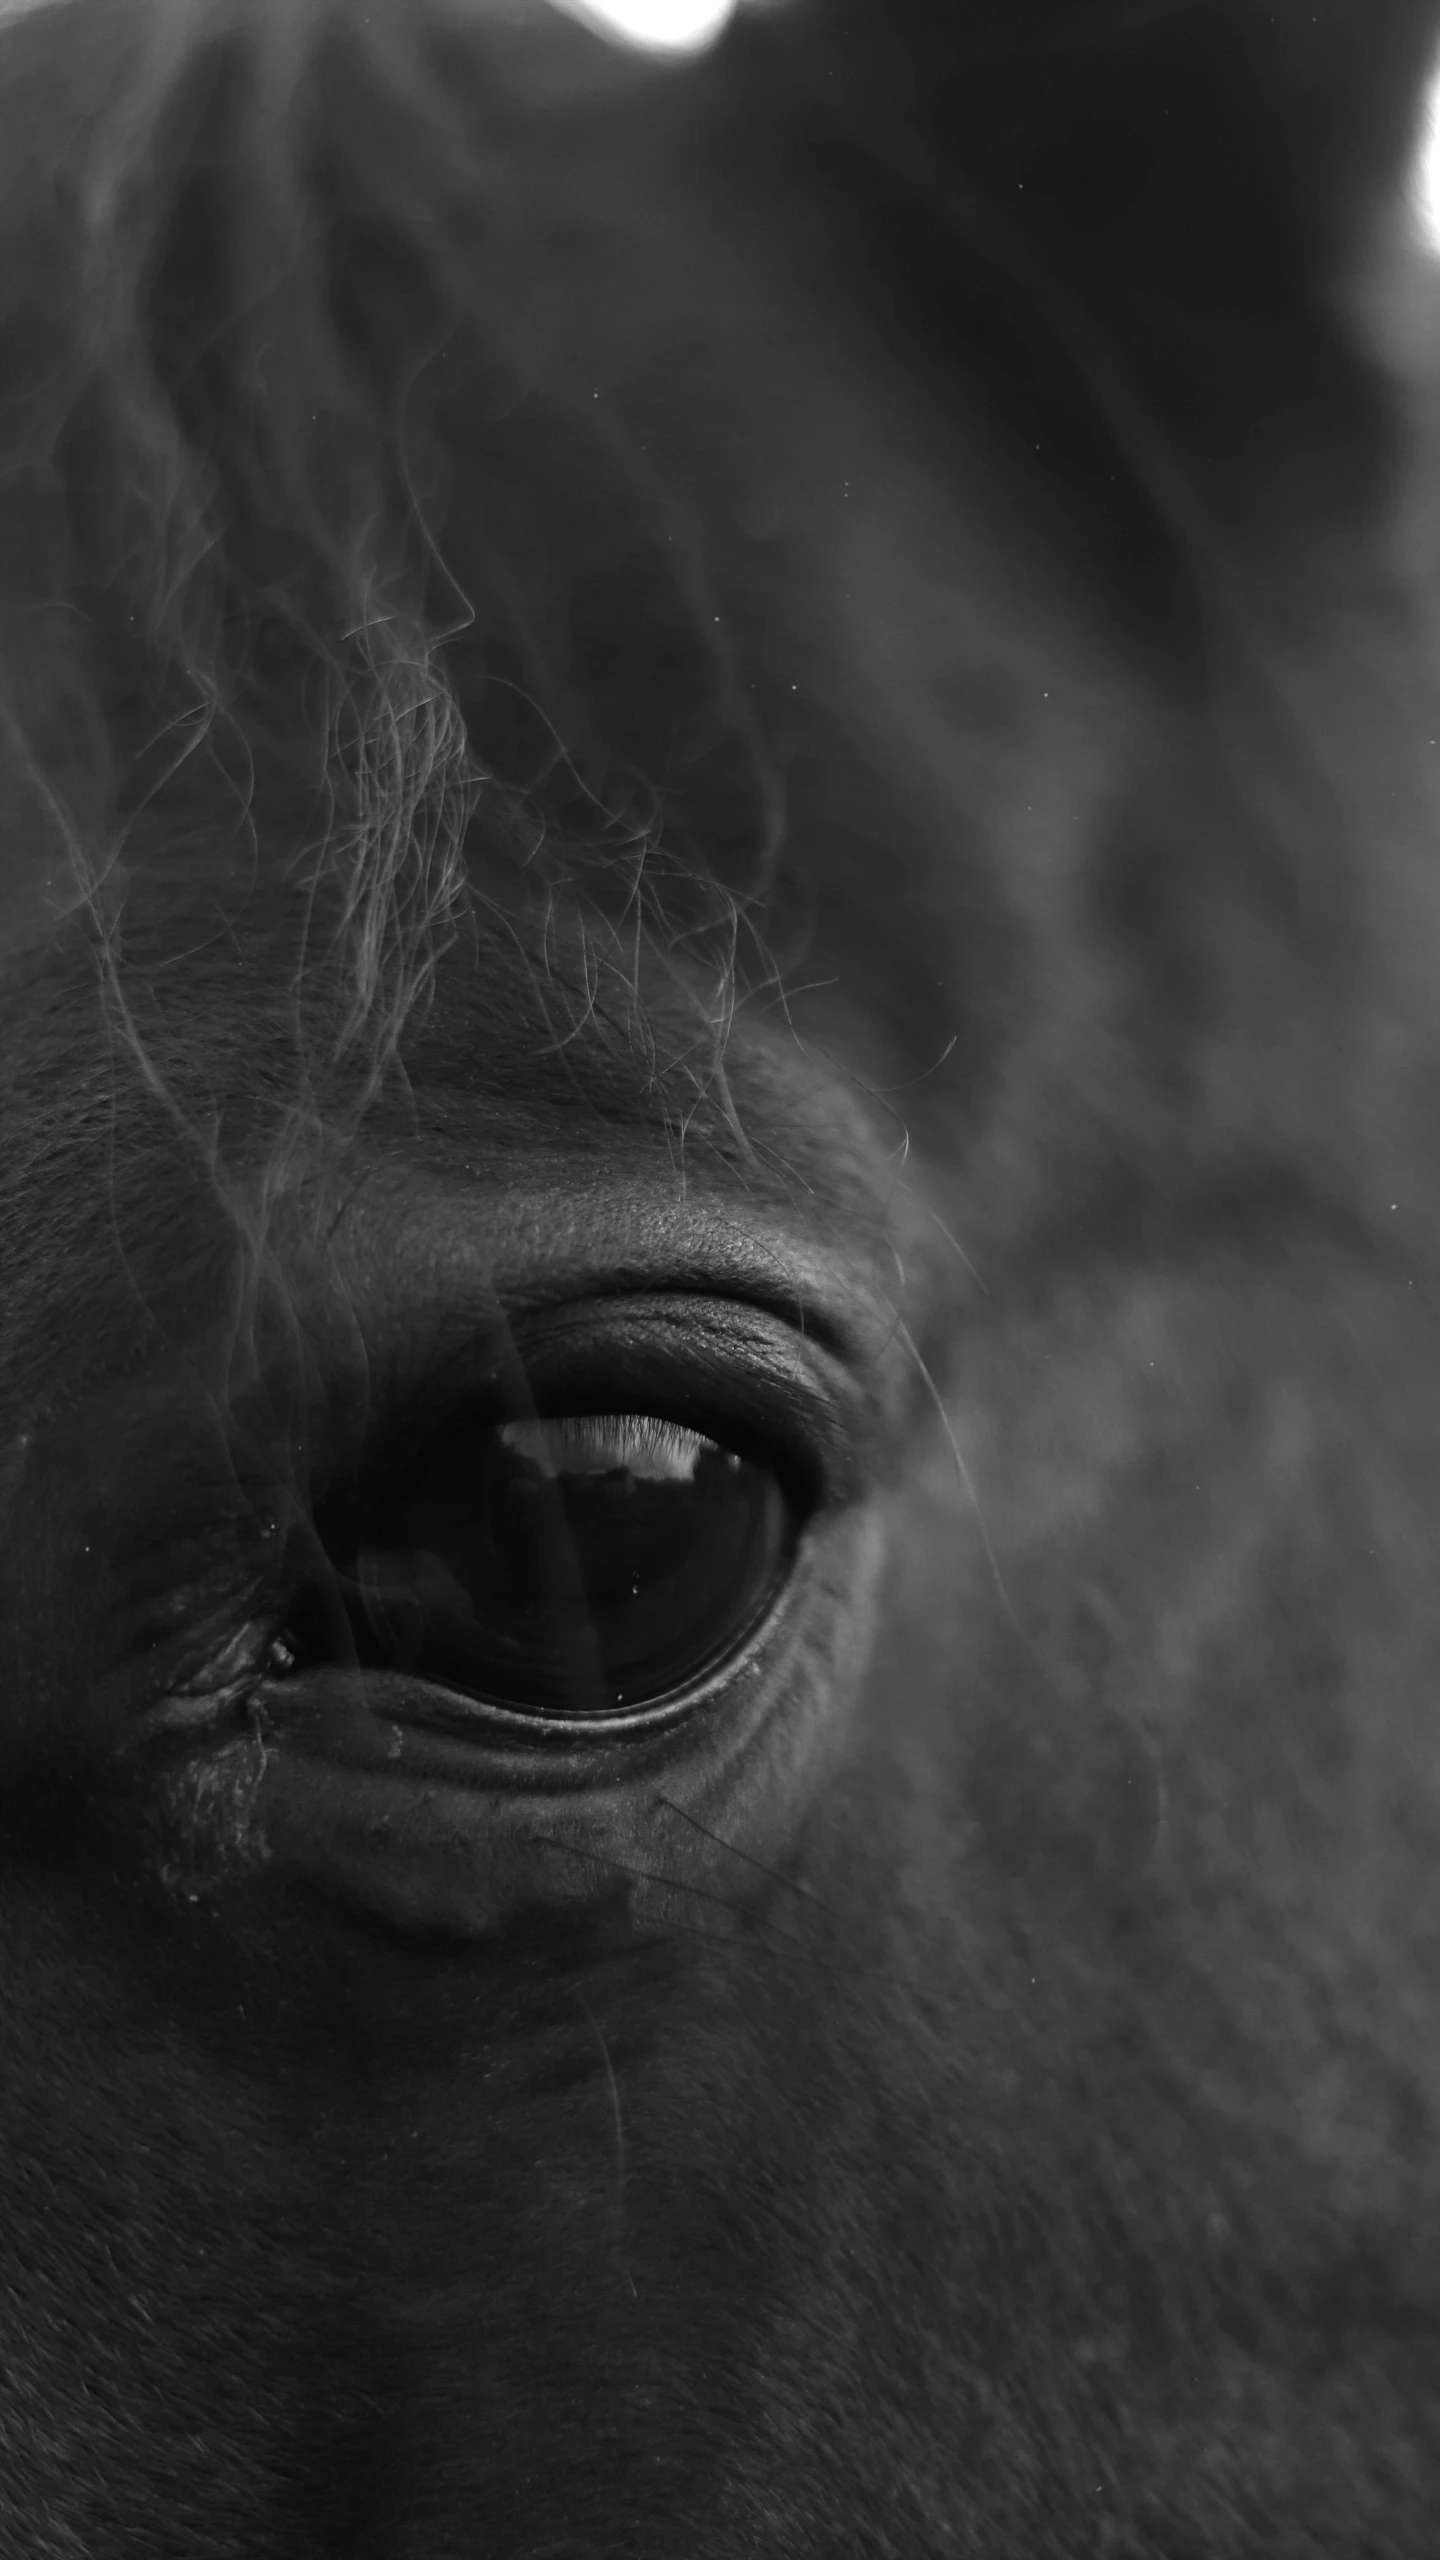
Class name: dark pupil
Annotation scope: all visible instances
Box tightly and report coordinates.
[345,1415,792,1716]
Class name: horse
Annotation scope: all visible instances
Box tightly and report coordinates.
[4,0,1440,2548]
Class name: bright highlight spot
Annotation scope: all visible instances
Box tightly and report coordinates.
[548,0,737,52]
[1413,55,1440,253]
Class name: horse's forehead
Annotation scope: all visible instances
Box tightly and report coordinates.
[0,907,928,1439]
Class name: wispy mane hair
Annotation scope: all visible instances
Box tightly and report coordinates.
[0,0,503,1129]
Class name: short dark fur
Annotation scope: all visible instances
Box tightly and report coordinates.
[5,1,1440,2552]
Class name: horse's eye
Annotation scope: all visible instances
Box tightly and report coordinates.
[337,1414,796,1718]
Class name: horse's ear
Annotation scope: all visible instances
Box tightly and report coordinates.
[763,0,1440,304]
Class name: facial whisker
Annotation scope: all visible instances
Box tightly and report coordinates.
[653,1794,836,1915]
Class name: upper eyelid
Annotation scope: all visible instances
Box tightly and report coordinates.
[331,1176,897,1369]
[378,1295,872,1505]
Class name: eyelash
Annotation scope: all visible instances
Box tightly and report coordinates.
[308,1296,861,1544]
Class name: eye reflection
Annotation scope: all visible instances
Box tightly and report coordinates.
[345,1413,795,1716]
